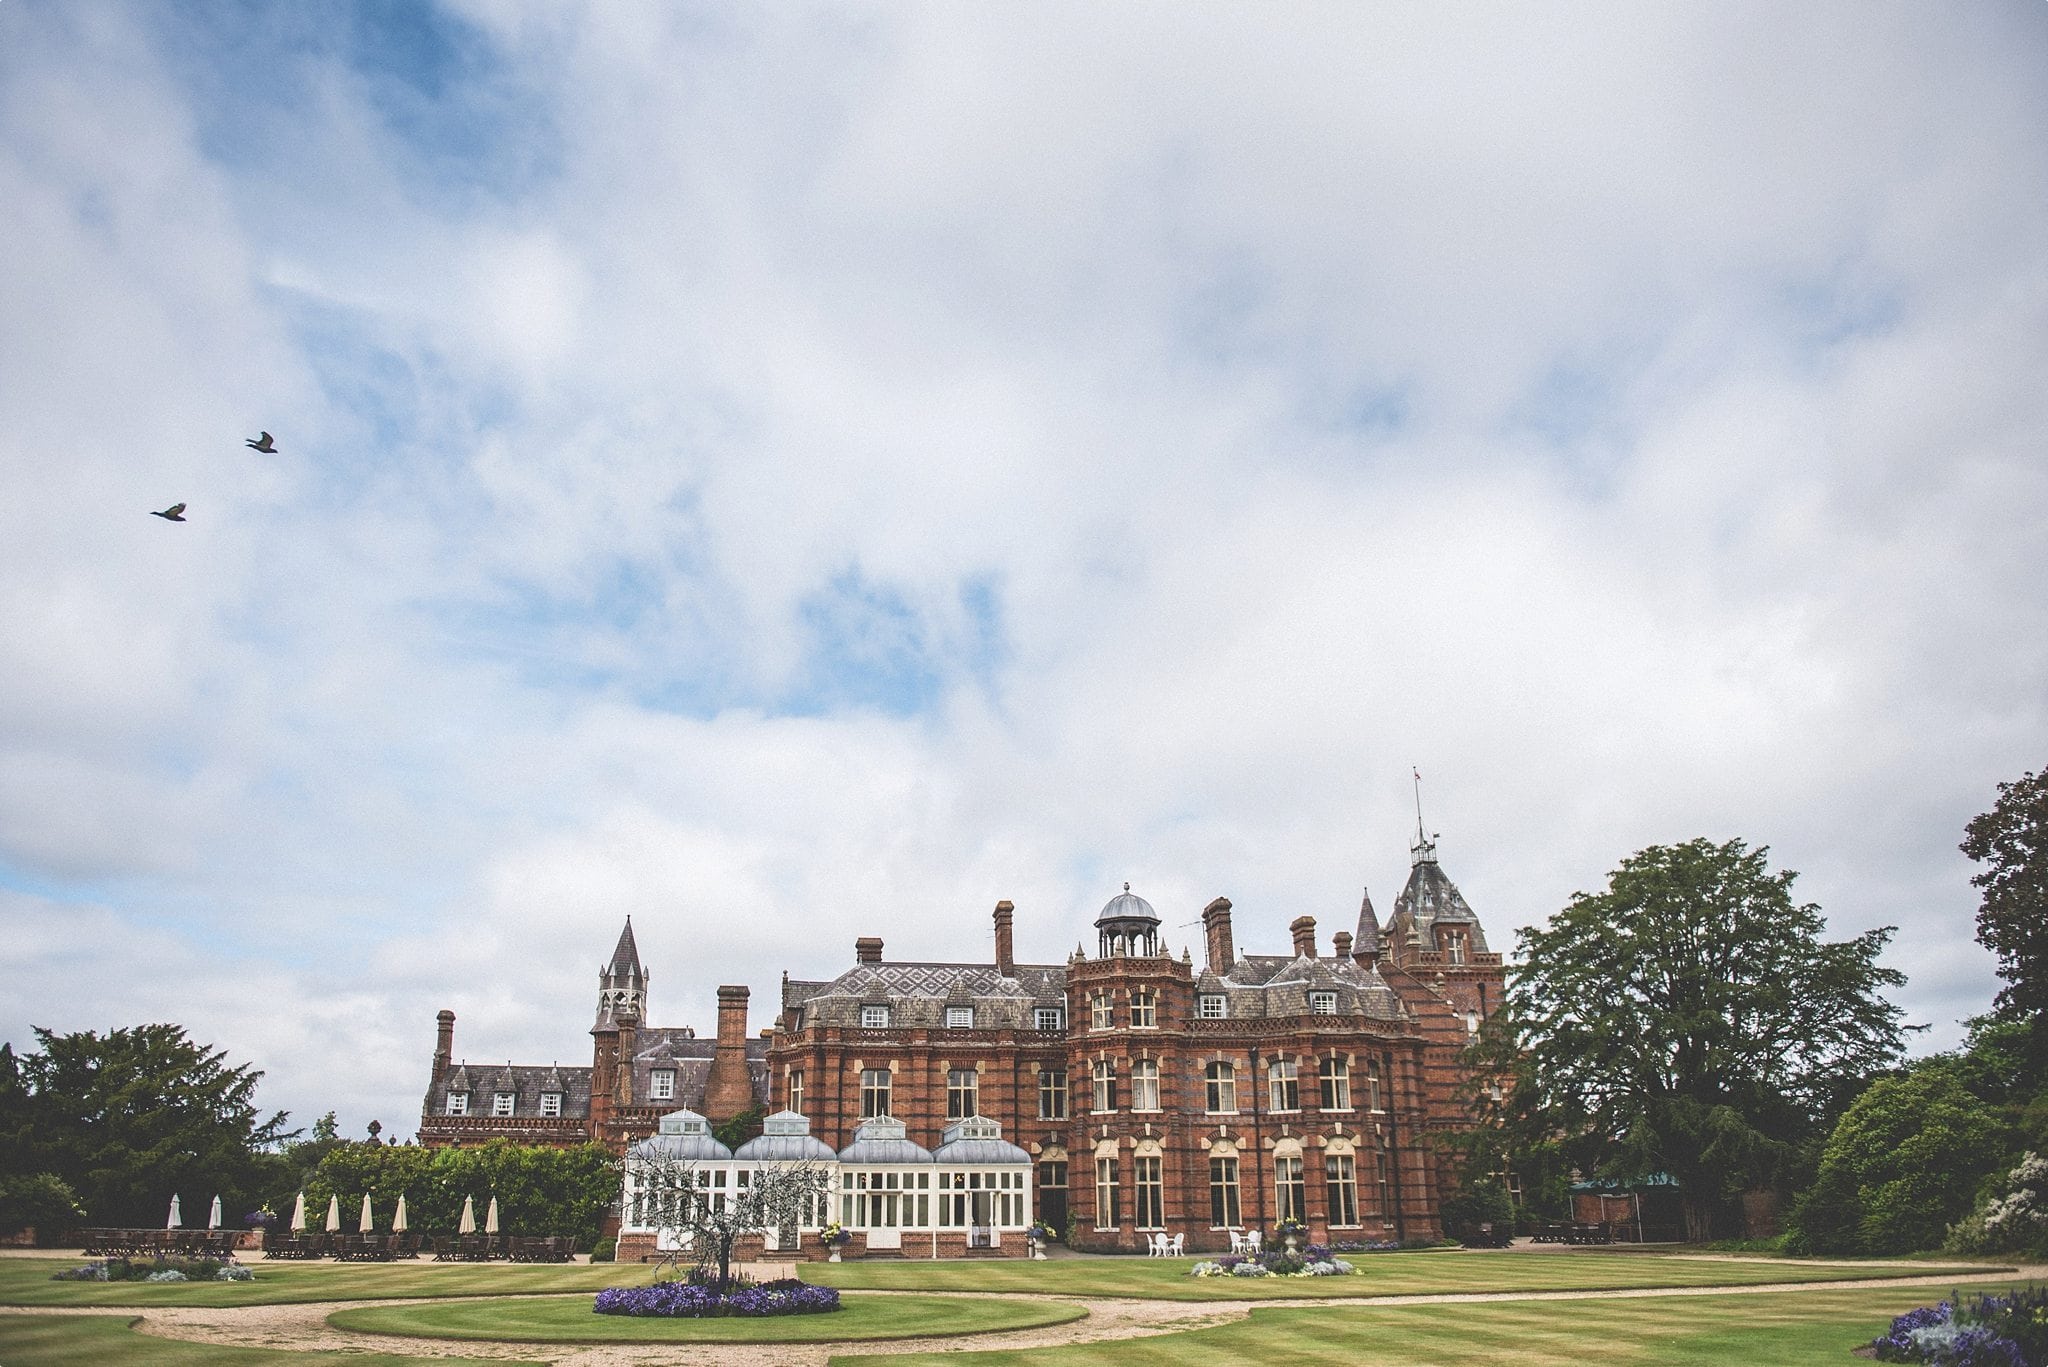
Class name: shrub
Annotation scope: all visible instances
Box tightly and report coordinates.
[1948,1153,2048,1260]
[589,1236,616,1263]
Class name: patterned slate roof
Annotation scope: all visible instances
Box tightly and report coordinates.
[629,1030,771,1111]
[784,962,1068,1030]
[1392,841,1489,952]
[435,1061,594,1119]
[1211,954,1407,1020]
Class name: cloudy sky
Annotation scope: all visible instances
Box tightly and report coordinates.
[2,2,2043,1140]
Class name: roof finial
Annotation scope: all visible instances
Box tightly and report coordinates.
[1123,881,1131,893]
[1411,767,1439,866]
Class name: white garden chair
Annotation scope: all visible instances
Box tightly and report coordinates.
[1227,1230,1248,1255]
[1244,1230,1263,1253]
[1147,1232,1169,1257]
[1167,1232,1186,1256]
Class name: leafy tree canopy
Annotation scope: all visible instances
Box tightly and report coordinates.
[1962,765,2048,1021]
[1509,838,1913,1240]
[6,1024,294,1227]
[1786,1065,2008,1254]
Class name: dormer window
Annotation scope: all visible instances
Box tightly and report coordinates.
[1198,994,1226,1020]
[1130,992,1157,1028]
[1035,1006,1064,1032]
[445,1092,468,1116]
[1440,927,1469,965]
[650,1069,676,1101]
[539,1091,562,1117]
[1309,991,1337,1015]
[946,1005,974,1029]
[861,1004,891,1029]
[492,1092,516,1116]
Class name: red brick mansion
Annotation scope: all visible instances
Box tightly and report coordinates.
[420,834,1505,1252]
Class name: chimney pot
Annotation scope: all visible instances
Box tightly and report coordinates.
[1333,931,1353,960]
[855,936,883,964]
[1202,897,1235,971]
[993,901,1016,976]
[1290,915,1318,959]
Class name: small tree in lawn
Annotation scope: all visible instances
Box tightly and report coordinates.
[632,1146,831,1289]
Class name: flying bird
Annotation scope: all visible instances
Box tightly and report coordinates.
[151,503,187,521]
[245,431,276,453]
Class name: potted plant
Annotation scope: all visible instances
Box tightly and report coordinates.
[1274,1217,1308,1253]
[1026,1219,1059,1259]
[820,1222,852,1262]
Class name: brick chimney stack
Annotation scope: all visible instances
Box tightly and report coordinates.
[1333,931,1352,960]
[993,901,1015,976]
[1290,916,1318,958]
[1202,897,1235,971]
[432,1009,456,1091]
[856,936,883,965]
[703,985,754,1120]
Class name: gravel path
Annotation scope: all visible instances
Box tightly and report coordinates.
[3,1260,2037,1367]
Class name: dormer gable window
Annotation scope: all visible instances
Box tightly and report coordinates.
[445,1092,468,1116]
[492,1091,516,1116]
[861,1004,891,1029]
[945,1005,974,1029]
[1198,994,1226,1020]
[1034,1006,1064,1032]
[1440,927,1469,965]
[539,1091,562,1117]
[650,1069,676,1101]
[1309,991,1337,1015]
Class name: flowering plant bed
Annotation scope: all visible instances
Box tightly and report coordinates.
[594,1277,839,1318]
[52,1257,250,1283]
[1189,1250,1356,1279]
[1869,1285,2047,1365]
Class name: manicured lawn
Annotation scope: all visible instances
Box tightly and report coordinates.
[331,1290,1086,1343]
[840,1280,2040,1367]
[0,1313,540,1366]
[0,1255,647,1307]
[803,1250,2010,1301]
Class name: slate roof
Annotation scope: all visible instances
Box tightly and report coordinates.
[783,962,1068,1031]
[436,1060,594,1119]
[1392,840,1489,953]
[1204,953,1408,1020]
[1353,887,1382,955]
[629,1029,771,1111]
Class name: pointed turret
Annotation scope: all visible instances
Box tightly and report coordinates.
[1352,886,1382,967]
[594,916,650,1030]
[1386,834,1489,967]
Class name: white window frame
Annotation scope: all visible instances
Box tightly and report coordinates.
[1035,1006,1064,1032]
[446,1092,468,1116]
[492,1091,516,1116]
[1309,991,1337,1015]
[946,1005,974,1029]
[539,1091,562,1117]
[1129,991,1157,1029]
[861,1004,891,1029]
[1198,994,1226,1019]
[1131,1058,1160,1112]
[650,1069,676,1101]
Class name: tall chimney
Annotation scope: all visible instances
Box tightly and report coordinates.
[703,985,754,1120]
[1333,931,1352,960]
[1290,915,1318,958]
[1202,897,1235,971]
[993,901,1015,976]
[432,1009,456,1092]
[856,936,883,965]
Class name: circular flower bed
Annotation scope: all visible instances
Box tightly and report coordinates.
[594,1278,840,1319]
[1189,1247,1356,1279]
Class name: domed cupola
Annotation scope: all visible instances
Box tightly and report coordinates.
[1096,883,1162,958]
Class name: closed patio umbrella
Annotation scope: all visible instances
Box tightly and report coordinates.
[324,1194,341,1233]
[458,1195,476,1234]
[289,1191,307,1232]
[484,1195,499,1235]
[208,1195,223,1230]
[358,1195,374,1234]
[166,1194,182,1229]
[392,1195,409,1233]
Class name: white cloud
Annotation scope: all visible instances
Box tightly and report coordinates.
[1,1,2042,1133]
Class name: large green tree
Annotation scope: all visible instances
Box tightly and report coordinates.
[1510,838,1912,1241]
[1962,765,2048,1021]
[1785,1065,2008,1254]
[7,1025,293,1227]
